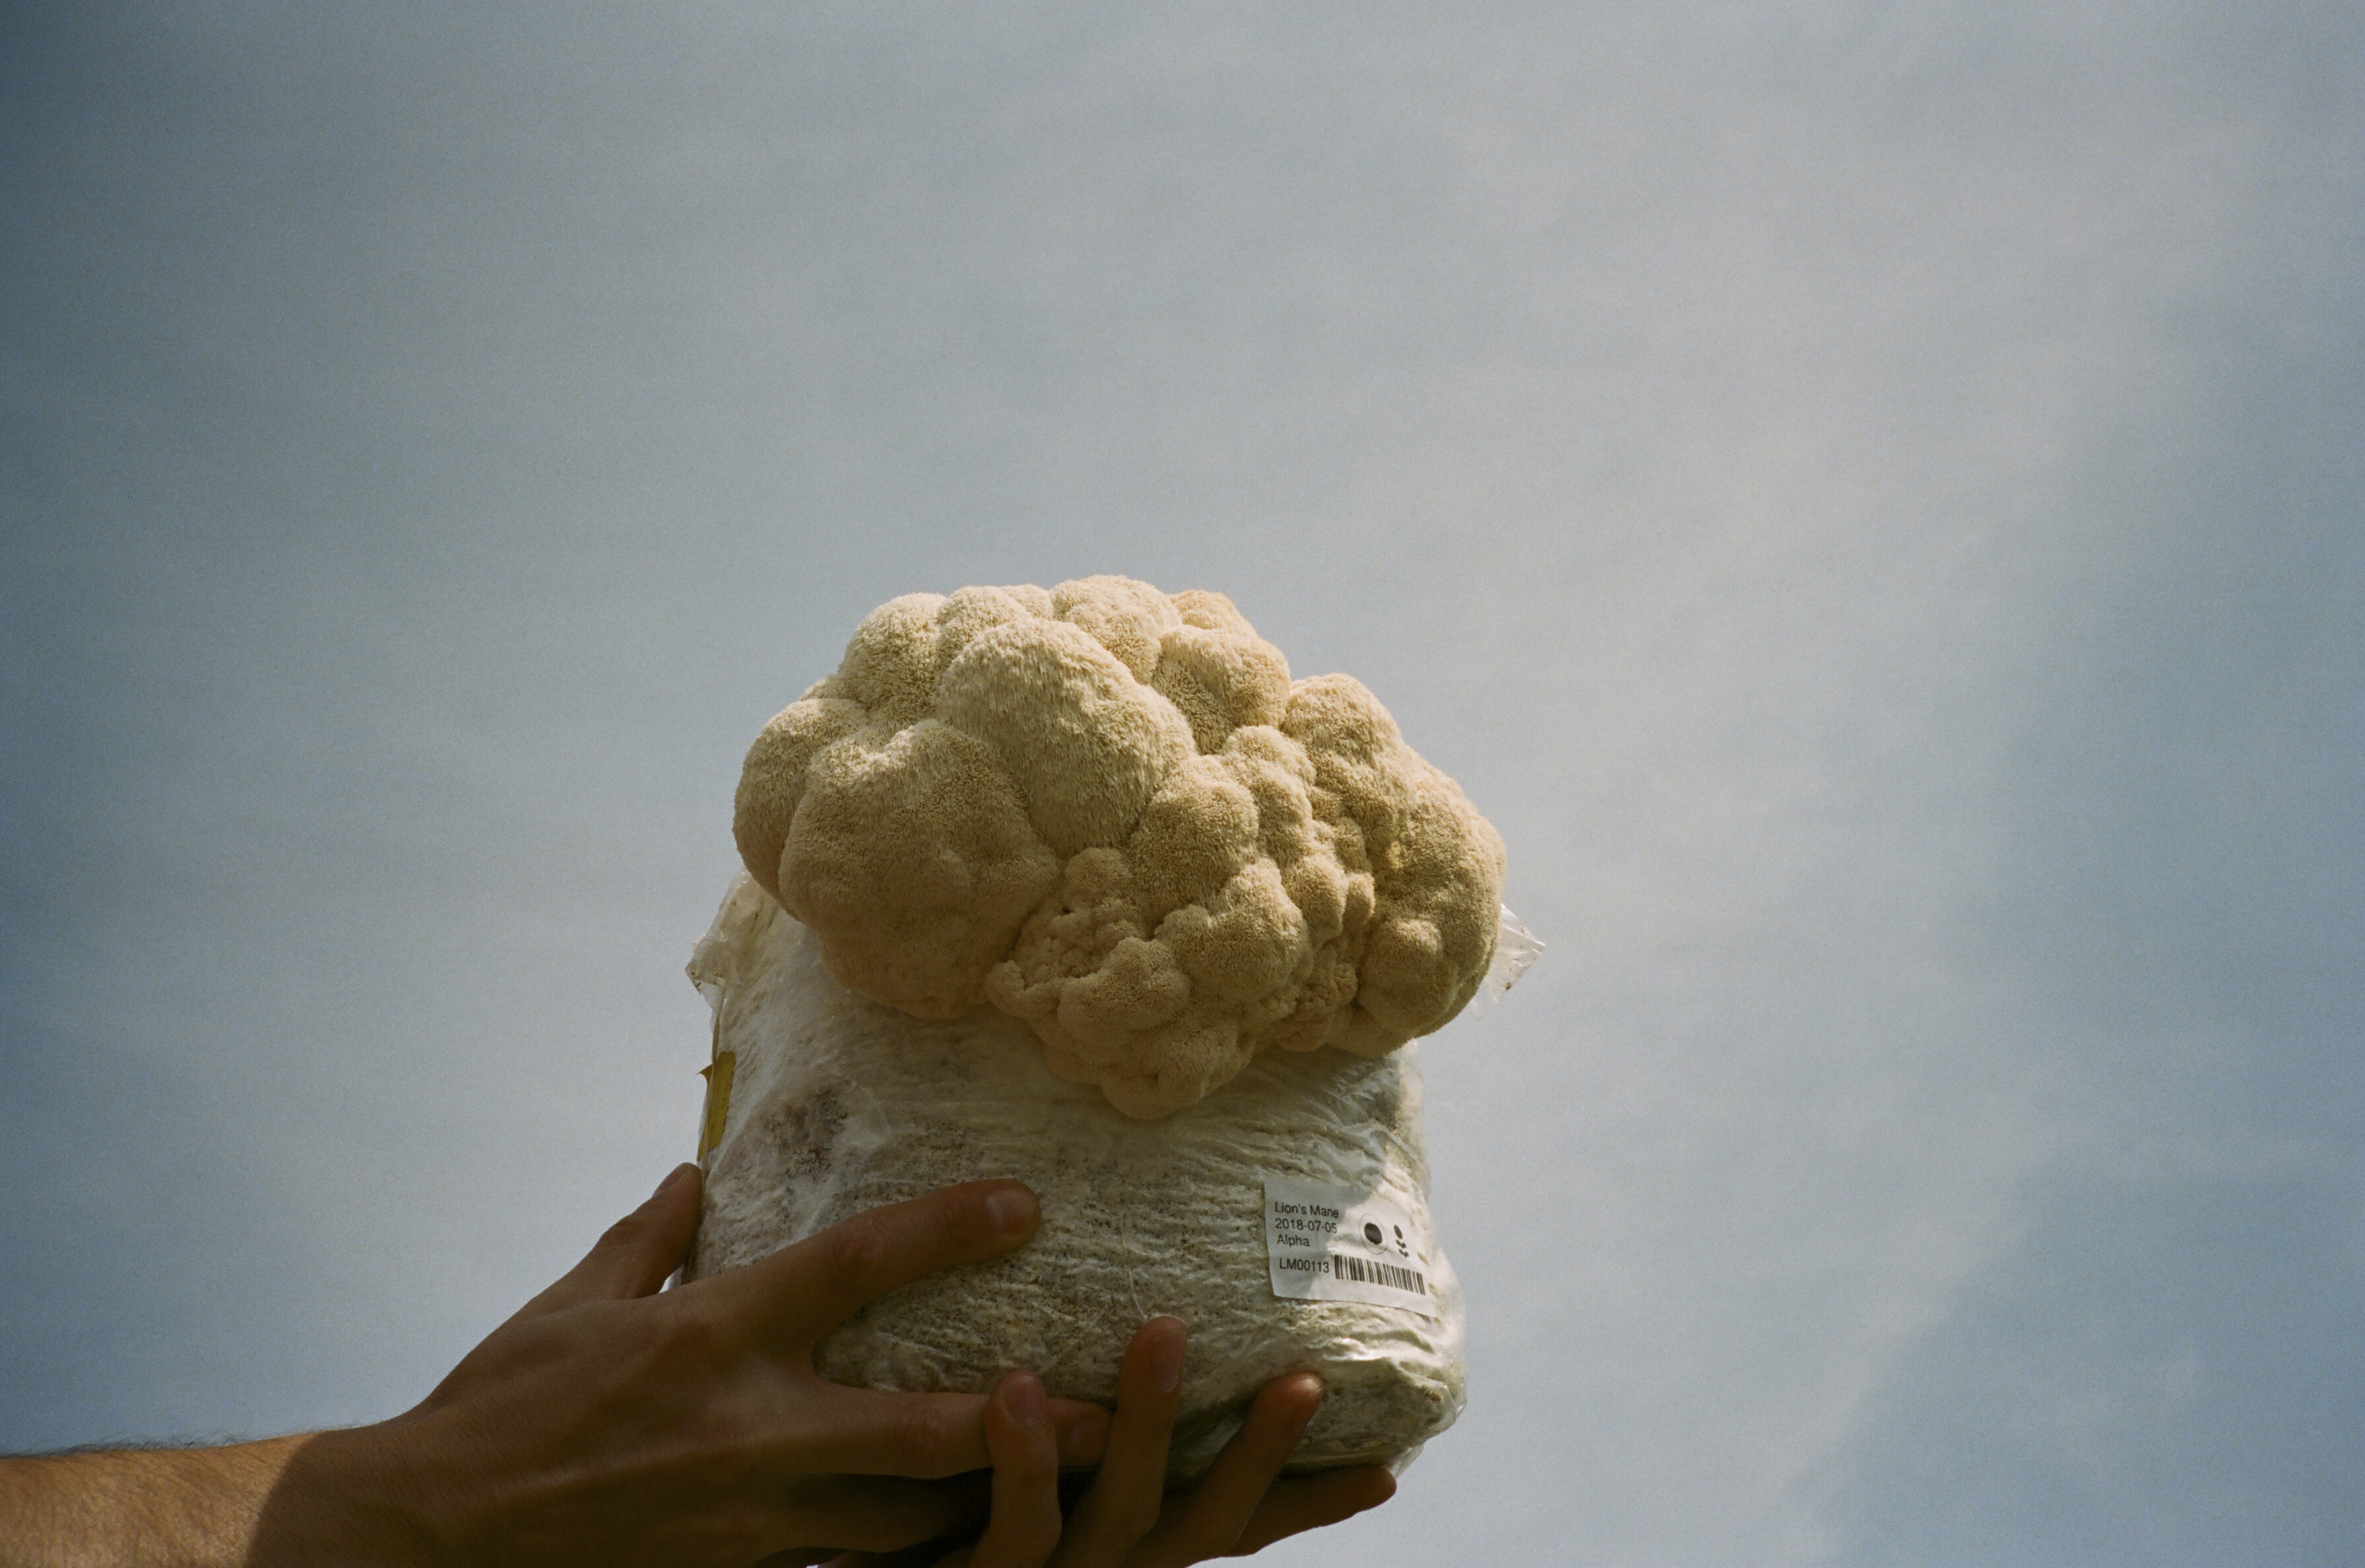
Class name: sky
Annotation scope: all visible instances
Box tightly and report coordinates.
[3,3,2360,1563]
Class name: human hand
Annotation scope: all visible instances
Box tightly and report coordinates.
[247,1165,1111,1567]
[881,1319,1396,1567]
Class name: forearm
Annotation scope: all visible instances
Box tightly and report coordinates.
[0,1436,304,1568]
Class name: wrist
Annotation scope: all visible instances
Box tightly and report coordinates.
[242,1424,446,1567]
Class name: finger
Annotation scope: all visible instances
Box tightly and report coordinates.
[767,1534,975,1567]
[1228,1467,1395,1556]
[966,1372,1064,1568]
[799,1383,1112,1480]
[1141,1374,1321,1565]
[761,1473,990,1556]
[698,1181,1040,1344]
[510,1163,702,1321]
[805,1542,974,1568]
[1055,1317,1185,1563]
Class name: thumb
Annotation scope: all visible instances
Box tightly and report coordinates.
[512,1163,702,1321]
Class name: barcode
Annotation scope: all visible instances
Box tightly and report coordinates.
[1331,1253,1426,1294]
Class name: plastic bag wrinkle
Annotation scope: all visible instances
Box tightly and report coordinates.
[685,873,1465,1478]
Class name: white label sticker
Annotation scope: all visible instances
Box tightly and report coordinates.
[1261,1175,1438,1318]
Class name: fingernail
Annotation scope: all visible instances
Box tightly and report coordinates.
[651,1163,696,1202]
[1004,1373,1047,1427]
[984,1185,1037,1236]
[1292,1375,1325,1423]
[1150,1328,1186,1394]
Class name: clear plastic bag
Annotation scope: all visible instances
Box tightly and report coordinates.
[684,873,1515,1478]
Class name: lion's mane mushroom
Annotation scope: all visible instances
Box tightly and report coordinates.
[732,575,1506,1118]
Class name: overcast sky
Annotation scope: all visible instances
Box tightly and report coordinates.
[4,4,2360,1563]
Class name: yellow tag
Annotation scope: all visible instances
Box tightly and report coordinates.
[698,1051,736,1162]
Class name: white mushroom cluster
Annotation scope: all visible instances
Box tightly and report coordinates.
[733,576,1506,1117]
